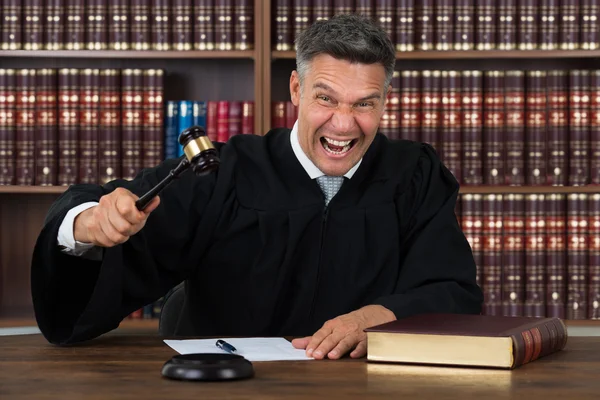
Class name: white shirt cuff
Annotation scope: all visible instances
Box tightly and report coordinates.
[57,202,99,256]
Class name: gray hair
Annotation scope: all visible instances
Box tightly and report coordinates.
[295,14,396,91]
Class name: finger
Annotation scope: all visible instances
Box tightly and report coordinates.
[100,207,128,245]
[328,336,359,360]
[141,195,161,215]
[115,192,146,225]
[350,340,367,359]
[291,336,311,349]
[108,203,136,237]
[312,330,345,360]
[306,326,333,358]
[88,222,114,247]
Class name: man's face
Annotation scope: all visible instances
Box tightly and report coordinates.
[290,54,389,177]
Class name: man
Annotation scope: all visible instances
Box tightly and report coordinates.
[31,14,483,360]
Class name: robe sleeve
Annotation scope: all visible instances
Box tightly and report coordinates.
[371,143,484,319]
[31,157,219,345]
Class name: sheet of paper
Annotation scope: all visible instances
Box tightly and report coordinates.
[164,337,314,362]
[0,326,41,336]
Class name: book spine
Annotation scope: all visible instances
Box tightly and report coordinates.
[0,69,16,185]
[568,70,591,186]
[375,0,394,41]
[454,0,474,50]
[567,193,589,319]
[35,69,58,186]
[355,0,375,20]
[415,0,434,50]
[193,101,207,129]
[65,0,85,50]
[151,0,171,50]
[1,0,22,50]
[228,100,242,138]
[591,70,600,184]
[525,71,547,185]
[435,0,454,51]
[524,194,546,317]
[79,69,100,184]
[45,0,65,50]
[518,0,538,50]
[497,0,517,50]
[142,69,164,168]
[539,0,559,50]
[87,0,108,50]
[173,0,193,51]
[547,70,569,186]
[399,71,420,142]
[420,70,441,152]
[581,0,600,50]
[546,193,567,318]
[462,194,483,288]
[217,101,230,142]
[476,0,496,50]
[395,0,414,52]
[121,69,143,180]
[234,0,254,50]
[15,69,36,185]
[313,0,332,21]
[23,0,44,50]
[58,68,79,185]
[589,194,600,319]
[483,71,505,185]
[164,101,178,159]
[275,0,293,51]
[440,71,461,182]
[241,101,254,134]
[206,101,218,142]
[508,317,568,368]
[293,0,311,50]
[483,194,503,316]
[109,0,130,50]
[272,101,286,128]
[194,0,215,50]
[131,0,151,50]
[502,194,525,316]
[215,0,234,51]
[560,0,579,50]
[504,70,526,185]
[99,69,121,184]
[176,100,194,157]
[386,71,401,140]
[461,70,483,185]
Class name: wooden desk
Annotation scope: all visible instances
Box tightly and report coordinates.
[1,330,600,399]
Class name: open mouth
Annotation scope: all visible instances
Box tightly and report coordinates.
[320,137,358,156]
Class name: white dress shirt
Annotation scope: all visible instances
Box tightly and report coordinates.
[58,120,363,255]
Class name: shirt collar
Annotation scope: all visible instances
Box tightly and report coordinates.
[289,120,362,180]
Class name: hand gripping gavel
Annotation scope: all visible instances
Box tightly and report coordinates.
[135,126,220,211]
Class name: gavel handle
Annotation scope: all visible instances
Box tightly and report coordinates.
[135,158,191,211]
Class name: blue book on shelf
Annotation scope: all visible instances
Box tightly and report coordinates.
[193,101,207,129]
[164,101,179,159]
[177,100,194,157]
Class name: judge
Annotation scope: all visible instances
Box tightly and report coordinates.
[31,14,483,360]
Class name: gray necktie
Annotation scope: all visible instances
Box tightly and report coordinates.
[316,176,345,206]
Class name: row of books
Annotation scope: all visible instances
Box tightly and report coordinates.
[456,192,600,320]
[274,0,600,51]
[382,68,599,186]
[0,0,253,51]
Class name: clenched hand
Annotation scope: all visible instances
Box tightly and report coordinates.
[73,187,160,247]
[291,305,396,360]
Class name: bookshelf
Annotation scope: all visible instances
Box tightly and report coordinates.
[1,1,600,327]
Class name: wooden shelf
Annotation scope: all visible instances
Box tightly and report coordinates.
[459,185,600,194]
[0,185,67,194]
[272,50,600,60]
[0,50,256,59]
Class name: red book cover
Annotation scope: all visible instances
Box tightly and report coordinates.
[482,194,503,316]
[99,69,121,184]
[547,70,569,186]
[15,69,36,185]
[399,71,420,142]
[206,101,218,141]
[502,194,525,317]
[0,69,16,185]
[590,70,600,184]
[525,71,547,185]
[568,70,590,186]
[241,101,254,134]
[79,69,100,184]
[420,70,441,152]
[285,101,297,130]
[440,70,461,182]
[121,69,143,181]
[546,194,567,319]
[58,68,79,186]
[217,101,230,142]
[483,71,505,185]
[34,69,58,186]
[504,70,525,185]
[142,69,164,168]
[461,70,483,185]
[272,101,286,129]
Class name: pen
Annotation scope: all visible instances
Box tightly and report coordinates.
[216,339,237,354]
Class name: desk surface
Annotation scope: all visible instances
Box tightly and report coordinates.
[1,330,600,399]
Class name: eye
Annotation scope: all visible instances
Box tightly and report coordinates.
[317,95,331,102]
[355,101,374,109]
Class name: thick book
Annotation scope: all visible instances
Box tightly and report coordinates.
[365,313,567,369]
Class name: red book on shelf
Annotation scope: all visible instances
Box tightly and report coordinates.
[461,194,483,289]
[79,69,100,184]
[241,101,254,134]
[590,71,600,184]
[228,101,242,138]
[58,68,79,186]
[285,101,297,130]
[483,71,505,185]
[504,70,525,185]
[547,70,569,186]
[546,193,567,319]
[567,193,589,320]
[482,194,503,316]
[206,101,218,142]
[525,71,548,186]
[524,194,546,317]
[568,70,591,186]
[142,69,164,169]
[420,70,440,152]
[399,71,420,142]
[0,69,16,185]
[15,69,36,186]
[502,194,525,317]
[461,70,483,185]
[121,69,143,181]
[35,69,58,186]
[99,69,121,184]
[440,71,461,182]
[217,101,230,142]
[272,101,286,129]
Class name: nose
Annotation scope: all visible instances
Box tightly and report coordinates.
[330,108,356,133]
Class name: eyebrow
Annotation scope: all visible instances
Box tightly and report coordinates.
[312,82,382,102]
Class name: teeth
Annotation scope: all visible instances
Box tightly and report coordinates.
[324,137,352,147]
[323,142,351,155]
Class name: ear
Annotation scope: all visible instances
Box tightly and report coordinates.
[290,70,301,107]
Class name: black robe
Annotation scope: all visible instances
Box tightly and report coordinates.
[31,128,483,345]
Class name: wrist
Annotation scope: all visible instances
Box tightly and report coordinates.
[73,207,94,243]
[360,304,396,327]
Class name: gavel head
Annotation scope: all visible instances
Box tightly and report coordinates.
[178,126,220,176]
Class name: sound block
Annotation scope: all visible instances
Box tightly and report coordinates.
[161,353,255,382]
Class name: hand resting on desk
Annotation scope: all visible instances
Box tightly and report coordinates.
[291,304,396,360]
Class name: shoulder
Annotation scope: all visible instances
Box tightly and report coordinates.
[218,128,290,159]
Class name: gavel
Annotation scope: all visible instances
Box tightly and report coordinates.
[135,125,220,211]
